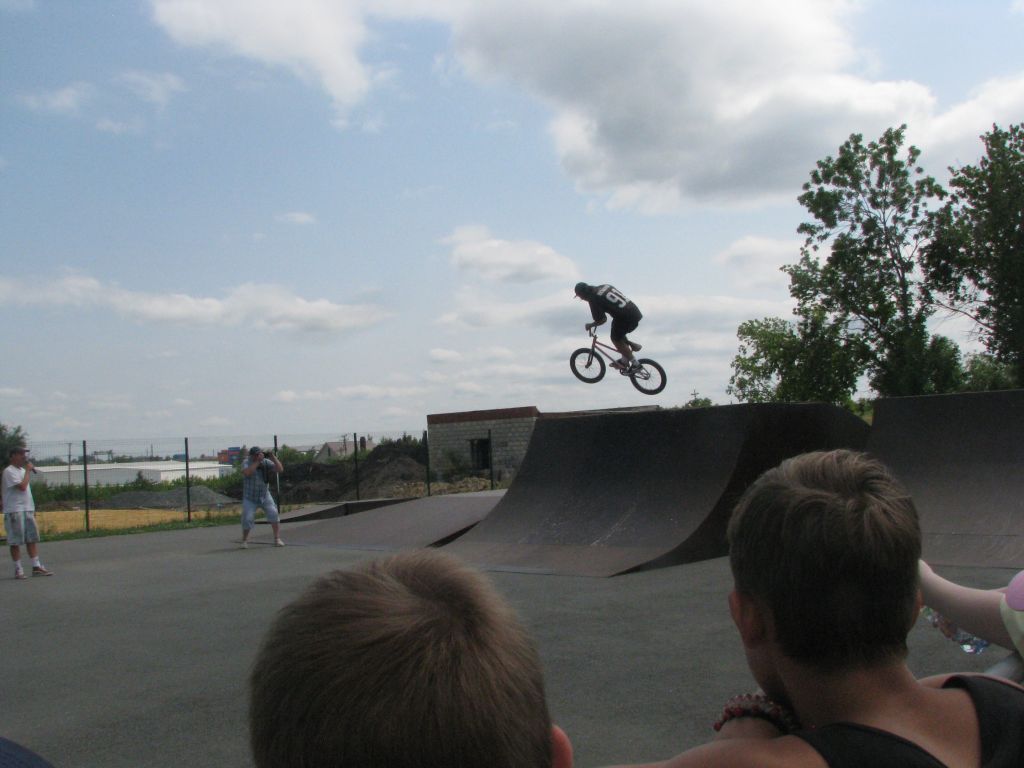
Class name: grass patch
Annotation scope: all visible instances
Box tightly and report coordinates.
[26,507,242,542]
[41,514,242,542]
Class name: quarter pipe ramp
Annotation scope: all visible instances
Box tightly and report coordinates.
[442,404,869,576]
[866,389,1024,569]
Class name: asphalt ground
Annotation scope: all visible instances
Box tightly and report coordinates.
[0,525,1015,768]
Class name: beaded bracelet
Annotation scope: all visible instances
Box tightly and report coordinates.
[712,692,801,734]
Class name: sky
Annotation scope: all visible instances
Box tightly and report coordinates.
[2,0,1023,442]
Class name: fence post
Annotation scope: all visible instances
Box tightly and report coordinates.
[352,432,360,501]
[488,428,495,490]
[82,440,90,532]
[185,437,192,523]
[423,429,431,497]
[273,435,281,508]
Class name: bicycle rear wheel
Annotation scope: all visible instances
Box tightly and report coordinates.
[570,348,606,383]
[629,358,667,395]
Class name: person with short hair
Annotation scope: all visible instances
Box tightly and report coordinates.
[240,446,284,548]
[2,446,53,580]
[613,450,1024,768]
[573,282,643,372]
[249,550,573,768]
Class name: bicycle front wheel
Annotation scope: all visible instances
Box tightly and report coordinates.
[570,348,606,383]
[630,358,667,395]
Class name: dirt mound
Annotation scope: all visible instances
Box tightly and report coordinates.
[105,486,238,510]
[281,454,427,503]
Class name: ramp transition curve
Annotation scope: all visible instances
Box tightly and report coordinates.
[283,491,504,552]
[866,389,1024,569]
[442,403,869,576]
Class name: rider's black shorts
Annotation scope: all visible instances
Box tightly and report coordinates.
[610,306,641,342]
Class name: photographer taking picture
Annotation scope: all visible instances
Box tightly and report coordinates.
[240,446,284,549]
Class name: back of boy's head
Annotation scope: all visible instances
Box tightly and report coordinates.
[727,449,921,671]
[249,550,552,768]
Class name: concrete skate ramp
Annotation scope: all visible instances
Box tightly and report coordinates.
[283,491,504,551]
[442,404,869,577]
[269,497,413,524]
[866,389,1024,569]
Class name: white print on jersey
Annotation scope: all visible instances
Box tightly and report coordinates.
[596,285,629,308]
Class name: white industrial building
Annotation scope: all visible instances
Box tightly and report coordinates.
[34,461,231,488]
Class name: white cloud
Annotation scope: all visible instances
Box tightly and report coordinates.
[439,287,571,330]
[1013,0,1024,15]
[151,0,371,123]
[445,0,1013,210]
[200,416,231,427]
[21,82,94,114]
[0,387,25,397]
[713,235,800,293]
[96,117,144,135]
[148,1,1024,210]
[916,75,1024,165]
[0,274,389,333]
[276,211,316,224]
[444,225,579,283]
[0,0,36,13]
[429,348,463,363]
[273,384,426,402]
[118,70,187,109]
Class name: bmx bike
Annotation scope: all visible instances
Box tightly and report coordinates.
[569,329,667,395]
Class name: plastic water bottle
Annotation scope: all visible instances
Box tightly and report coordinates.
[920,607,990,654]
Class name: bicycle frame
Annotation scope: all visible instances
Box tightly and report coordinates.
[583,328,623,365]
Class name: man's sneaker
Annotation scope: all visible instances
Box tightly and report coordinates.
[628,340,642,352]
[274,538,286,547]
[611,358,629,371]
[32,565,53,577]
[240,540,248,549]
[14,569,26,580]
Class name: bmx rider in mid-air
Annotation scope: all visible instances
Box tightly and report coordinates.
[574,282,643,372]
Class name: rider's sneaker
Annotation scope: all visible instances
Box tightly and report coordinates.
[628,340,642,352]
[626,360,642,373]
[611,358,627,371]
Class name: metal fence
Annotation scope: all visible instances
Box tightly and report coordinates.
[23,429,437,532]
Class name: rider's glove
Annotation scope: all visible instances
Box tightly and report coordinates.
[585,322,594,331]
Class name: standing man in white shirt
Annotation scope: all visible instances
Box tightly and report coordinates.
[1,446,53,580]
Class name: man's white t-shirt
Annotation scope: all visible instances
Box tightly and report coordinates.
[1,465,34,513]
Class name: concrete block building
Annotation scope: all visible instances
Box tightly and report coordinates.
[426,406,541,483]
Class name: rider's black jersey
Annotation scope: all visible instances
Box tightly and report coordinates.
[587,284,642,324]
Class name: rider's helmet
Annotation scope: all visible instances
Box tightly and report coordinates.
[573,281,589,298]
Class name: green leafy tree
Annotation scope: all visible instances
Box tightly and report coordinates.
[924,123,1024,386]
[959,353,1018,392]
[0,423,28,465]
[791,125,948,396]
[683,391,713,409]
[274,444,314,465]
[727,309,867,404]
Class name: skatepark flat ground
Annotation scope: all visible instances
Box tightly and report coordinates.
[0,525,1015,768]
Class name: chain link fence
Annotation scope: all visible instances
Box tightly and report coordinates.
[21,429,444,535]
